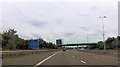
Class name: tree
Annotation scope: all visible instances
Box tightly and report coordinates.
[0,33,2,48]
[7,29,17,35]
[117,36,120,48]
[105,37,115,49]
[2,29,57,50]
[2,29,28,50]
[97,41,104,49]
[111,40,118,49]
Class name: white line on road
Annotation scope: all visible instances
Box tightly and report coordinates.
[33,51,60,67]
[81,60,86,64]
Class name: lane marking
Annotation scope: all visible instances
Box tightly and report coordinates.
[33,51,60,67]
[81,60,86,64]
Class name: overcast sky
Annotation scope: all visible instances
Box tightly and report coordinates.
[1,0,119,44]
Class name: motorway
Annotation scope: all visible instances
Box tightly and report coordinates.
[2,49,118,67]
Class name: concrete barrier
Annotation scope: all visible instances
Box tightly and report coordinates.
[2,50,53,59]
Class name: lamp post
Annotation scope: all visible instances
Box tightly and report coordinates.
[84,29,88,43]
[99,16,106,50]
[84,29,89,49]
[87,32,88,43]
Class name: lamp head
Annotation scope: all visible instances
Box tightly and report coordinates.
[103,16,106,18]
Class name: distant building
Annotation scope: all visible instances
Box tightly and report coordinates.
[56,39,62,45]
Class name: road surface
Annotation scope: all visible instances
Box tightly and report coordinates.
[2,49,118,67]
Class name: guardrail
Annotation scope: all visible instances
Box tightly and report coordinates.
[79,50,118,57]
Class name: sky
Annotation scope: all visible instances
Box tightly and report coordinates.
[0,0,119,44]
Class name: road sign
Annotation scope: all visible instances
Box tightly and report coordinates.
[56,39,62,45]
[28,40,39,49]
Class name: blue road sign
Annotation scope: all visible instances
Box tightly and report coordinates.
[28,40,39,49]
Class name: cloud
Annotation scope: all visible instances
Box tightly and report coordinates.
[79,26,89,31]
[31,33,41,38]
[78,14,90,17]
[1,2,118,43]
[64,32,75,37]
[29,20,48,28]
[19,34,31,40]
[90,6,99,10]
[56,19,63,25]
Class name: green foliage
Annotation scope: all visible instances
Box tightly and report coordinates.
[88,45,96,49]
[117,36,120,48]
[2,29,27,50]
[105,37,118,49]
[2,29,58,50]
[38,38,58,49]
[6,36,17,50]
[92,36,119,50]
[111,40,118,49]
[1,28,119,50]
[0,33,2,48]
[96,41,104,49]
[88,36,120,50]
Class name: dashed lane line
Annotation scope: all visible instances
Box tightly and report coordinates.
[81,60,86,64]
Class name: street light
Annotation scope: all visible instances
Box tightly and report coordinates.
[84,29,88,43]
[99,16,106,50]
[83,29,89,49]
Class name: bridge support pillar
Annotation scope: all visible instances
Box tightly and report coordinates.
[77,45,79,50]
[64,46,65,49]
[87,45,89,50]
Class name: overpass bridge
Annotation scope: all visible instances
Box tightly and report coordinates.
[58,43,97,47]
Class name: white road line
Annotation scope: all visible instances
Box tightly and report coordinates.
[81,60,86,64]
[33,51,60,67]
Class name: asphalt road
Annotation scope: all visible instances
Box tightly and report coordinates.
[2,49,118,66]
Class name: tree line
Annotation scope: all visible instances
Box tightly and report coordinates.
[1,29,120,50]
[88,36,120,50]
[2,29,58,50]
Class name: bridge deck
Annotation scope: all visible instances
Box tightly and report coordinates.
[58,43,97,47]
